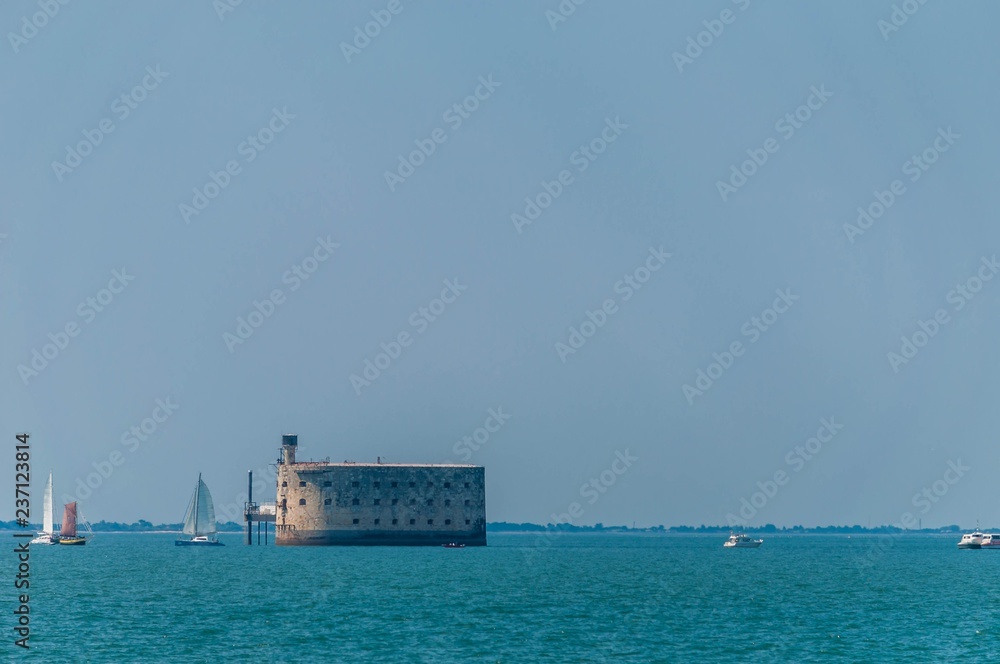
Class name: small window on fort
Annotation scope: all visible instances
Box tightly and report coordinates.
[444,482,451,488]
[299,481,306,487]
[298,499,306,505]
[352,518,359,525]
[391,499,398,505]
[464,500,470,506]
[324,498,331,506]
[409,519,415,525]
[374,499,381,505]
[427,519,433,525]
[351,481,359,487]
[392,518,398,525]
[374,519,380,525]
[391,481,398,488]
[323,481,331,487]
[427,499,433,506]
[281,481,287,487]
[374,482,380,488]
[352,498,359,505]
[445,519,451,525]
[465,520,470,525]
[445,499,451,506]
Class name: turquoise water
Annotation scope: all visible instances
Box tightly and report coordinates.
[13,533,1000,661]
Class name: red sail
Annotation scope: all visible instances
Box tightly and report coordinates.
[60,502,77,537]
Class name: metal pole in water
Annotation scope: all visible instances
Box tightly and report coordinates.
[246,470,253,546]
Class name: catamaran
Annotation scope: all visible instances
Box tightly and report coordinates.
[175,474,224,546]
[58,502,92,545]
[30,472,59,545]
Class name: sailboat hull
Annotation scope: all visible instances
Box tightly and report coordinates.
[174,539,224,546]
[58,537,87,546]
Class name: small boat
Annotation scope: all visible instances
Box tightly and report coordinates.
[30,472,59,545]
[981,534,1000,549]
[175,474,224,547]
[724,532,763,548]
[959,530,985,549]
[442,542,466,548]
[58,502,92,545]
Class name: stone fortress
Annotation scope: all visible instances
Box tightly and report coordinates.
[274,435,487,546]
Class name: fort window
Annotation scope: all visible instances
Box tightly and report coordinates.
[444,482,451,488]
[374,481,380,488]
[352,518,359,525]
[445,519,451,525]
[409,519,415,525]
[391,481,398,488]
[351,481,359,487]
[374,519,380,525]
[298,481,306,487]
[281,481,287,487]
[323,481,331,487]
[391,499,398,505]
[427,519,433,525]
[392,518,398,525]
[352,498,360,505]
[324,498,332,506]
[444,499,451,506]
[298,499,306,505]
[374,499,381,505]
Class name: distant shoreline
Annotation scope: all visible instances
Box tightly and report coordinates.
[0,520,979,534]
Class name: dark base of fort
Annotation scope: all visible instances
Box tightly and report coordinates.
[275,530,487,546]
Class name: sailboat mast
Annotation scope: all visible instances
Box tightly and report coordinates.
[194,474,201,535]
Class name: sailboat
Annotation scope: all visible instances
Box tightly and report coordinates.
[175,474,224,546]
[58,502,92,545]
[30,472,59,545]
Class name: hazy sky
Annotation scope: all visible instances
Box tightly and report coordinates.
[3,1,999,529]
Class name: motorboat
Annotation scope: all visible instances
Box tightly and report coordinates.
[724,532,763,548]
[957,530,984,549]
[980,533,1000,548]
[442,542,466,548]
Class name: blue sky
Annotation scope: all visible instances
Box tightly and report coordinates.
[3,0,999,528]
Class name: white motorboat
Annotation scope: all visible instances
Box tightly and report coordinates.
[957,530,984,549]
[724,532,763,548]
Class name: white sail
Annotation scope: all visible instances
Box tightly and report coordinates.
[42,472,53,534]
[181,474,217,537]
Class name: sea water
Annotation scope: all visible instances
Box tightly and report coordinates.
[15,533,999,661]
